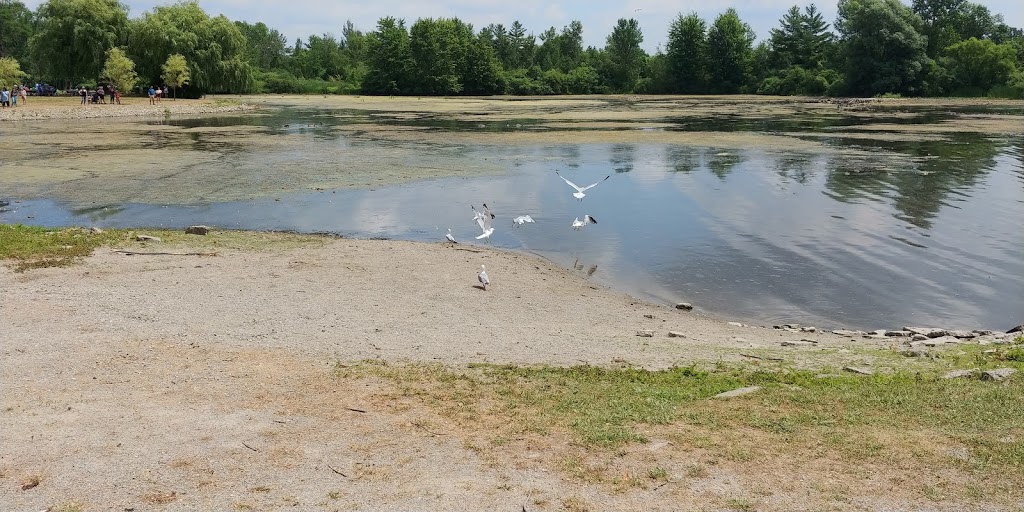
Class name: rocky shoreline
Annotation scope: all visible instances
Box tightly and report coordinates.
[0,101,256,121]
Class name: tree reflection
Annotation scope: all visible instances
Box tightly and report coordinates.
[610,144,635,173]
[707,150,742,180]
[70,205,126,222]
[666,146,701,173]
[772,154,817,184]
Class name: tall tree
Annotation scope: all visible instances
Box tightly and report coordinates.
[409,17,472,95]
[235,21,288,71]
[769,4,834,70]
[707,8,755,93]
[161,53,190,98]
[941,37,1017,93]
[29,0,129,85]
[605,18,646,92]
[837,0,931,96]
[101,47,138,94]
[507,20,535,69]
[362,17,412,94]
[0,0,33,62]
[129,1,255,93]
[666,12,709,93]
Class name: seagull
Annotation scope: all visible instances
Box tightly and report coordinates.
[556,171,610,201]
[512,215,535,227]
[445,228,457,244]
[572,215,597,230]
[472,205,495,242]
[478,265,489,290]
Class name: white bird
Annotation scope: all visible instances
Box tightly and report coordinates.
[478,265,490,290]
[512,215,535,227]
[472,205,495,242]
[556,171,610,201]
[445,228,457,244]
[572,215,598,230]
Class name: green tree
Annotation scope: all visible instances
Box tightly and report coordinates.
[912,0,965,57]
[0,56,27,87]
[129,1,255,93]
[29,0,129,86]
[770,4,834,70]
[707,8,755,93]
[101,47,138,95]
[0,1,33,62]
[605,18,646,92]
[235,21,288,71]
[409,17,471,95]
[507,20,536,69]
[161,53,190,99]
[362,17,412,94]
[463,35,503,94]
[837,0,931,96]
[666,12,709,93]
[941,37,1017,94]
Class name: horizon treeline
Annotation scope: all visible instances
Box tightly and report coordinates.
[0,0,1022,98]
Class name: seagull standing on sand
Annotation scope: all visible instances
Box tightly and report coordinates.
[478,265,490,290]
[572,215,598,230]
[556,171,610,201]
[445,228,457,244]
[472,205,495,242]
[512,215,535,227]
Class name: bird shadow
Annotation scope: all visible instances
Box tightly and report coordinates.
[472,285,487,291]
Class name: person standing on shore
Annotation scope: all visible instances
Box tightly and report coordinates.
[1,87,9,108]
[148,85,155,105]
[112,86,120,105]
[19,85,27,105]
[80,86,87,105]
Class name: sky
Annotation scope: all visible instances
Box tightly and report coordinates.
[23,0,1024,53]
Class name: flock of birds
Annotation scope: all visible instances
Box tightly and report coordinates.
[443,170,611,291]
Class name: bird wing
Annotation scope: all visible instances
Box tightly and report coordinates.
[585,215,597,225]
[523,215,534,223]
[579,175,610,192]
[475,228,494,239]
[555,171,584,193]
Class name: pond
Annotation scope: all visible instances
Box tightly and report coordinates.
[1,98,1021,331]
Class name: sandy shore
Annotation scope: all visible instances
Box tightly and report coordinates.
[0,97,255,122]
[1,235,902,511]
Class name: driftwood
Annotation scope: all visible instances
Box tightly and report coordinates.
[241,441,259,452]
[344,407,367,414]
[114,250,218,257]
[327,465,348,477]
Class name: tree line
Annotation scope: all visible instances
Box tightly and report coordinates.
[0,0,1021,98]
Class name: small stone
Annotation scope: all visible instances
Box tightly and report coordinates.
[713,386,762,399]
[972,330,994,336]
[799,326,817,333]
[135,234,161,242]
[644,314,654,319]
[89,227,104,234]
[944,369,977,379]
[636,330,654,338]
[185,225,210,235]
[675,303,693,311]
[911,334,929,341]
[871,329,887,336]
[904,327,949,338]
[843,366,874,376]
[981,368,1017,381]
[667,331,686,338]
[1007,324,1023,334]
[832,329,863,337]
[781,340,816,347]
[784,324,801,329]
[886,330,911,337]
[947,330,976,339]
[728,322,743,327]
[863,335,889,340]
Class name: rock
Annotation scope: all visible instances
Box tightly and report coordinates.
[675,303,693,311]
[863,335,889,340]
[904,327,949,338]
[871,329,887,336]
[886,330,911,337]
[843,366,874,376]
[135,235,161,242]
[981,368,1017,382]
[910,336,960,348]
[185,225,210,235]
[911,334,929,341]
[784,324,801,329]
[972,330,994,336]
[832,329,863,337]
[713,386,762,399]
[947,330,976,339]
[944,369,978,379]
[667,331,686,338]
[728,322,744,327]
[781,340,816,347]
[1007,324,1023,334]
[800,326,817,333]
[643,314,655,319]
[636,330,654,338]
[89,227,104,234]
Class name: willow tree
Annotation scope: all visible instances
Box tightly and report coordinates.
[29,0,129,86]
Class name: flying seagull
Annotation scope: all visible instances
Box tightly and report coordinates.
[512,215,535,227]
[556,171,610,201]
[445,228,457,244]
[478,265,490,290]
[472,205,495,242]
[572,215,598,230]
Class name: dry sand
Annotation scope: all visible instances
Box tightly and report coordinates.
[0,97,255,122]
[1,235,908,512]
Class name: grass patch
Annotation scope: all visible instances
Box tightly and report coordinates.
[0,224,332,271]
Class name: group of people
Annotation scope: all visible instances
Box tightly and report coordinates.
[0,85,30,108]
[147,85,169,105]
[78,85,121,105]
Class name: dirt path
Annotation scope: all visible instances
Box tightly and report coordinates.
[0,237,888,511]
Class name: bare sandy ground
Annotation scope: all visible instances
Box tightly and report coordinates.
[0,235,920,512]
[0,97,255,122]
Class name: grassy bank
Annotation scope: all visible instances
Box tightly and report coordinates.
[341,353,1023,505]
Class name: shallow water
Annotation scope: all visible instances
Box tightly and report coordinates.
[2,103,1022,330]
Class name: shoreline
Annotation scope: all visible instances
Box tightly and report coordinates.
[0,97,257,122]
